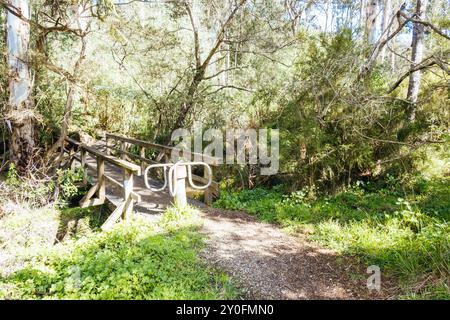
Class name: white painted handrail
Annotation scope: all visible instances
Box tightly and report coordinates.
[145,161,213,202]
[144,163,171,192]
[186,162,212,190]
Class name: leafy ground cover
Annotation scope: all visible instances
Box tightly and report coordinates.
[214,178,450,299]
[0,204,237,300]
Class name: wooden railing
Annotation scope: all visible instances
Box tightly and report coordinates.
[65,137,141,231]
[103,132,220,204]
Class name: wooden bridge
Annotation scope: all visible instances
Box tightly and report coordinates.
[63,133,221,231]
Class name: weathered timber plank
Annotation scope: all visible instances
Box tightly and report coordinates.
[105,132,221,166]
[65,137,141,174]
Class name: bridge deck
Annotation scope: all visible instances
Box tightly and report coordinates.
[77,143,199,223]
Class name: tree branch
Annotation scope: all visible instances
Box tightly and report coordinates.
[399,11,450,41]
[203,65,248,80]
[360,8,408,78]
[0,1,86,37]
[361,8,450,79]
[200,0,247,70]
[201,84,254,96]
[184,1,201,69]
[387,56,438,93]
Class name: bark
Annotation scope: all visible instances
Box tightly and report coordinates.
[6,0,36,172]
[390,1,398,72]
[406,0,428,122]
[380,0,392,62]
[365,0,380,44]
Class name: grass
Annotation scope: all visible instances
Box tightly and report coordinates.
[214,177,450,299]
[0,204,238,300]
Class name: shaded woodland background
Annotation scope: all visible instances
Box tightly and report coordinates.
[0,0,448,189]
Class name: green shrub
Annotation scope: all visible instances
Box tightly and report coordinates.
[158,205,202,232]
[1,165,86,208]
[214,187,283,222]
[5,164,20,187]
[56,168,85,200]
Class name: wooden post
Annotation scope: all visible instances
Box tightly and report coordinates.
[204,167,213,205]
[97,157,105,202]
[123,169,134,220]
[105,137,110,155]
[81,149,87,186]
[79,154,106,208]
[140,146,146,175]
[173,165,187,208]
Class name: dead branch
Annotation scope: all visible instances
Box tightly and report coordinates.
[387,52,449,94]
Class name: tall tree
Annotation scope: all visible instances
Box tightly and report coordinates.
[380,0,392,62]
[406,0,428,122]
[5,0,36,172]
[168,0,247,135]
[365,0,380,44]
[45,2,91,162]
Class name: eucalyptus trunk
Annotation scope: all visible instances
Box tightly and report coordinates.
[380,0,392,62]
[365,0,379,44]
[406,0,428,122]
[6,0,36,172]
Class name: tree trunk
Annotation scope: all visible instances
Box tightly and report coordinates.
[46,4,89,163]
[365,0,379,44]
[6,0,36,172]
[170,67,205,134]
[406,0,428,122]
[390,0,398,72]
[380,0,392,62]
[360,0,366,31]
[46,35,87,162]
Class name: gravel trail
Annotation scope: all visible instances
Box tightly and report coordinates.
[199,207,389,299]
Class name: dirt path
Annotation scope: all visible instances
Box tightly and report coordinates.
[198,206,387,300]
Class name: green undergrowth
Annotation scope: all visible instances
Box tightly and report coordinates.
[0,203,237,300]
[214,178,450,299]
